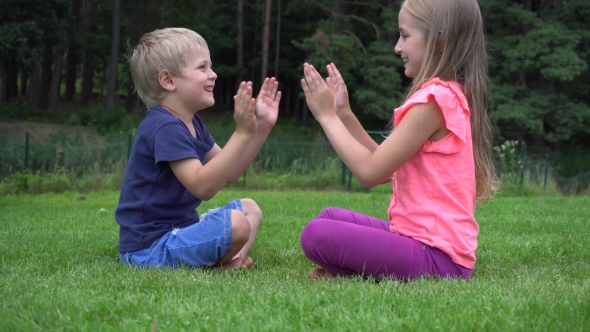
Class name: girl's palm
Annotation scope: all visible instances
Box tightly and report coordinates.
[326,64,351,117]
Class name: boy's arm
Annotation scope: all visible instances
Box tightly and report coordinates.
[169,82,257,200]
[204,78,281,183]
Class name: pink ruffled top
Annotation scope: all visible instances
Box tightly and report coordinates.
[387,78,478,269]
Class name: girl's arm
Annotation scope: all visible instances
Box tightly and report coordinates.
[302,63,446,188]
[325,64,379,152]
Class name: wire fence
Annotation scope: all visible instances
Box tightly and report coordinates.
[1,132,588,194]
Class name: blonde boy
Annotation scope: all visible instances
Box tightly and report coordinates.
[116,28,281,269]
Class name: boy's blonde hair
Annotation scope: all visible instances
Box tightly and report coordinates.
[129,28,209,108]
[401,0,500,202]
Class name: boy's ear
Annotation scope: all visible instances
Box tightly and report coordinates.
[158,70,176,92]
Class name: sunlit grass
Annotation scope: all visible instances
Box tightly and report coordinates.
[1,190,588,331]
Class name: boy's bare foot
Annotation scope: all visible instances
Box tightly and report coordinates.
[217,256,254,270]
[309,268,336,280]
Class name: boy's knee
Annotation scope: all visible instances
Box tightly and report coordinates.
[240,198,263,220]
[230,210,250,244]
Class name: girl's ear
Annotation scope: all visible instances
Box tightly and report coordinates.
[435,30,444,53]
[158,70,176,92]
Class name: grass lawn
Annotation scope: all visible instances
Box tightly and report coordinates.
[1,190,589,331]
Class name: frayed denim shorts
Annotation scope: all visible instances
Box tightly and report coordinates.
[119,199,242,268]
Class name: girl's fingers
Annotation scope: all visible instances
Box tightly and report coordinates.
[303,65,315,91]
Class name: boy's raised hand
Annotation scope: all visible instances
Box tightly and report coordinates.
[233,81,257,136]
[301,63,336,123]
[326,63,351,118]
[255,77,281,129]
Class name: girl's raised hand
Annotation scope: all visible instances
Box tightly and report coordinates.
[233,81,257,137]
[326,63,351,118]
[301,63,336,123]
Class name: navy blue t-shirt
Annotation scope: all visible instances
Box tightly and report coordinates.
[115,106,215,253]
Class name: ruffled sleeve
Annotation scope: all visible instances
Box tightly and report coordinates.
[393,78,471,154]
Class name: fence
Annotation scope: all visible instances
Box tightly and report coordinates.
[1,132,589,194]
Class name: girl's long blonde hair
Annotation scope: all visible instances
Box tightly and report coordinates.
[402,0,499,202]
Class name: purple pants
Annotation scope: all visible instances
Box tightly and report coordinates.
[300,207,472,281]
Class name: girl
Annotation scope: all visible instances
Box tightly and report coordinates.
[300,0,498,281]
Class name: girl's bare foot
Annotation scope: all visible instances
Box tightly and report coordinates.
[309,268,336,280]
[217,256,254,270]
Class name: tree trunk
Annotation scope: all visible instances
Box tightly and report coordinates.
[65,0,81,102]
[48,43,64,111]
[260,0,272,84]
[332,0,344,66]
[39,41,54,110]
[237,0,244,86]
[0,63,7,105]
[250,0,260,84]
[81,0,98,107]
[20,69,28,97]
[28,66,41,110]
[106,0,122,112]
[1,62,18,104]
[387,0,399,46]
[274,0,281,79]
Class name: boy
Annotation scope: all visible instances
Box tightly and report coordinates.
[116,27,281,270]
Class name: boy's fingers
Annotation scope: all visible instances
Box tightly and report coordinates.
[270,80,278,99]
[274,91,282,104]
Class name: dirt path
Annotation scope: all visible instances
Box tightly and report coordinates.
[0,117,104,143]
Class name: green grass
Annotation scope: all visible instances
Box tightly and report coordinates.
[1,190,589,331]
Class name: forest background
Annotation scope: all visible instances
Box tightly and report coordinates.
[1,0,589,193]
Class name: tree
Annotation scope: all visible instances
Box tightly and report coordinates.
[106,0,121,112]
[80,0,98,107]
[260,0,272,83]
[65,0,81,102]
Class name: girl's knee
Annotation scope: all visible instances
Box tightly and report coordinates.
[301,219,329,248]
[316,207,342,219]
[230,210,250,244]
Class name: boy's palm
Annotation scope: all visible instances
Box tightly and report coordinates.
[234,82,257,136]
[256,78,281,128]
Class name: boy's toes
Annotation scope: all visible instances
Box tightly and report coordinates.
[240,257,254,269]
[219,257,244,270]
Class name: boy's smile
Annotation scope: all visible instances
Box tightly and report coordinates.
[174,47,218,112]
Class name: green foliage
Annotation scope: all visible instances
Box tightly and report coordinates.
[295,16,403,121]
[79,106,141,134]
[485,0,590,145]
[0,99,32,119]
[0,0,68,66]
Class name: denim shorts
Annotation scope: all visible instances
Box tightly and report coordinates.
[119,199,242,268]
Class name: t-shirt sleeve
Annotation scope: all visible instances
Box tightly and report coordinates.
[194,116,215,149]
[393,82,470,154]
[151,122,202,168]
